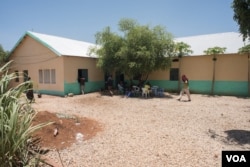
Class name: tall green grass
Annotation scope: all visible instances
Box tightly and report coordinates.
[0,61,52,166]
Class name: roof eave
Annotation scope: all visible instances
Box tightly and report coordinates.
[26,31,62,56]
[7,31,62,59]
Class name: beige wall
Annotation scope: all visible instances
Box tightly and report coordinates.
[63,56,104,83]
[215,54,248,81]
[8,34,249,96]
[181,54,248,81]
[181,55,214,80]
[148,54,249,82]
[148,61,179,80]
[149,70,169,80]
[9,36,64,91]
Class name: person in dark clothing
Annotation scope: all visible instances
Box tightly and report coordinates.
[26,77,34,103]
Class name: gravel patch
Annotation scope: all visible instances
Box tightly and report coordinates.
[32,92,250,167]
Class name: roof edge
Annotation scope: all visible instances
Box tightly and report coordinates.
[26,31,62,56]
[7,32,27,58]
[7,31,62,58]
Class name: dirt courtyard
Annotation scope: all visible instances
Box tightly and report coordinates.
[32,92,250,167]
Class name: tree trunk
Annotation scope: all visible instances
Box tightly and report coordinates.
[211,55,217,95]
[178,57,182,91]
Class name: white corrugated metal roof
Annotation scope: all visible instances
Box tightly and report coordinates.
[175,32,250,55]
[26,31,97,58]
[11,31,249,58]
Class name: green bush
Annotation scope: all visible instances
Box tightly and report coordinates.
[0,61,52,166]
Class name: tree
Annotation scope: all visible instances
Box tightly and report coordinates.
[173,42,193,57]
[238,44,250,96]
[238,44,250,53]
[203,46,226,55]
[94,26,124,74]
[173,42,193,90]
[204,46,226,95]
[0,45,8,64]
[232,0,250,41]
[92,18,175,84]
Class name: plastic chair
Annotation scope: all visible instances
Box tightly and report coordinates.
[157,88,164,97]
[132,86,140,97]
[151,86,158,96]
[142,87,149,98]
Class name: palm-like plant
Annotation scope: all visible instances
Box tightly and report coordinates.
[204,46,226,95]
[238,44,250,54]
[0,61,52,166]
[174,42,193,58]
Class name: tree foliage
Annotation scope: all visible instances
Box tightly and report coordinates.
[232,0,250,41]
[238,44,250,53]
[92,18,175,82]
[203,46,227,55]
[173,42,193,57]
[0,45,8,64]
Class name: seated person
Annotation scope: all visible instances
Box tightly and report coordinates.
[144,82,151,90]
[117,81,124,93]
[125,86,132,97]
[143,82,151,97]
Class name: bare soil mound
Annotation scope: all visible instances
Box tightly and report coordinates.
[32,111,103,150]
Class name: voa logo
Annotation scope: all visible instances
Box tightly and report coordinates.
[222,151,250,167]
[226,155,246,163]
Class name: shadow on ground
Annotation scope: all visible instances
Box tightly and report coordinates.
[224,130,250,145]
[208,129,250,149]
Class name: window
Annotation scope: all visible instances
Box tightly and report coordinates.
[38,69,56,84]
[23,70,29,82]
[44,69,50,83]
[172,58,179,62]
[78,69,88,82]
[51,69,56,84]
[15,70,19,82]
[170,68,179,81]
[39,69,43,83]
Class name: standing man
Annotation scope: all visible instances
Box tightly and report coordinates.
[79,77,85,94]
[107,75,113,96]
[177,75,191,101]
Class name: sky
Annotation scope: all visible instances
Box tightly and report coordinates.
[1,0,238,51]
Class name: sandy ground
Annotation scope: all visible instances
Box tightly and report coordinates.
[32,92,250,167]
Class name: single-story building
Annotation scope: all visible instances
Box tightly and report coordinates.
[8,31,250,97]
[175,32,249,55]
[8,31,104,96]
[148,53,249,97]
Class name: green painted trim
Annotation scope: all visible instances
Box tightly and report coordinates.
[8,32,28,57]
[36,90,65,97]
[26,31,62,56]
[190,80,248,96]
[213,81,248,96]
[64,81,105,95]
[189,80,212,94]
[149,80,178,92]
[8,31,62,58]
[36,80,249,97]
[148,80,248,96]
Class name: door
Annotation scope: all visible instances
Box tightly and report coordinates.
[78,69,88,82]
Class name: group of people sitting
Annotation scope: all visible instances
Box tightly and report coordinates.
[117,81,153,98]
